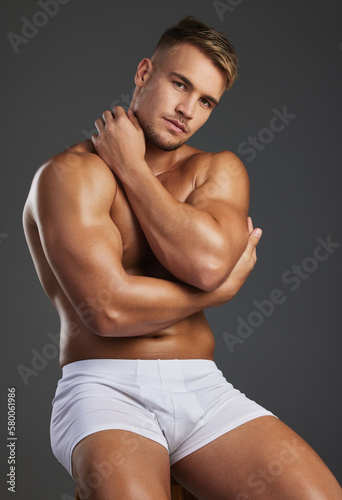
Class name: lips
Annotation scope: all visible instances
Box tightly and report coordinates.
[163,118,186,133]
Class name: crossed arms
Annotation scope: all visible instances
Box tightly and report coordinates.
[92,108,251,291]
[27,109,261,338]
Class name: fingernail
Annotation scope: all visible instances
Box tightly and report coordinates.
[254,229,262,238]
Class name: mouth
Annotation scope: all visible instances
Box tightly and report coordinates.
[163,118,187,133]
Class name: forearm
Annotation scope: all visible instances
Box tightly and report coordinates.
[87,214,262,339]
[91,109,250,290]
[120,162,225,288]
[87,271,223,337]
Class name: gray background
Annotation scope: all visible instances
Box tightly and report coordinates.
[1,0,341,498]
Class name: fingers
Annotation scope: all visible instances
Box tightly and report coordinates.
[247,217,262,243]
[127,109,142,130]
[246,227,261,264]
[102,109,114,123]
[91,133,98,144]
[94,117,104,133]
[94,106,126,129]
[112,105,126,117]
[243,217,262,263]
[250,227,262,245]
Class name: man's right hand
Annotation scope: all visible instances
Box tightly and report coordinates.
[211,217,262,306]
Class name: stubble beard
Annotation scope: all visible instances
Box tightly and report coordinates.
[138,116,187,152]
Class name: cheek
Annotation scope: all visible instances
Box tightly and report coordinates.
[141,86,167,112]
[154,84,177,106]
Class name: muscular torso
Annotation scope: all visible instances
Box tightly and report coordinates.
[24,140,215,367]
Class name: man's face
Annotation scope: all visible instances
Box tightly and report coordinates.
[132,43,227,151]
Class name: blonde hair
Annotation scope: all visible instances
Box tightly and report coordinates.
[154,15,238,90]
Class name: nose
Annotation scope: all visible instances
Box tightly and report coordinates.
[175,97,195,120]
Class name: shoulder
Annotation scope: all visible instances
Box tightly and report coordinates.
[37,146,116,189]
[185,149,249,188]
[24,145,117,223]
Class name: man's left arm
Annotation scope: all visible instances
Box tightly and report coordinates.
[123,152,249,291]
[92,107,249,291]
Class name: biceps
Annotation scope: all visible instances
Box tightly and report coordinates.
[187,186,249,267]
[38,216,125,310]
[187,184,247,237]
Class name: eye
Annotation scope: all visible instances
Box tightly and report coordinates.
[199,97,211,108]
[174,81,186,90]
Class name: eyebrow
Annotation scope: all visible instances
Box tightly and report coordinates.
[168,71,220,107]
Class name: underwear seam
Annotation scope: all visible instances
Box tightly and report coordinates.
[169,410,277,465]
[68,423,169,478]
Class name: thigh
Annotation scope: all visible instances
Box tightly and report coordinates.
[72,429,171,500]
[171,416,342,500]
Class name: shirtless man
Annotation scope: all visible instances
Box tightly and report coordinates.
[23,16,341,500]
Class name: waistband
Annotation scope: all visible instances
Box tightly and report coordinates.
[62,358,217,377]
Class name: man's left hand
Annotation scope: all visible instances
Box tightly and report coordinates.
[91,106,146,177]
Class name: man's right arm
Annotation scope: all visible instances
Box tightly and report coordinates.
[26,153,260,337]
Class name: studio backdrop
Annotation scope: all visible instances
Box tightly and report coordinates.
[1,1,341,498]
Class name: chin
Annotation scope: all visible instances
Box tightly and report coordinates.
[154,140,185,152]
[136,110,187,151]
[144,126,186,151]
[154,137,186,151]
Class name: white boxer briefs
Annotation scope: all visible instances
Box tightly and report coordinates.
[50,358,277,478]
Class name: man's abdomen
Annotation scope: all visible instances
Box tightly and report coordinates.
[59,310,215,368]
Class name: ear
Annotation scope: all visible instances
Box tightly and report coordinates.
[134,58,153,87]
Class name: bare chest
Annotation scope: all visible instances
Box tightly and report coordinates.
[109,168,195,274]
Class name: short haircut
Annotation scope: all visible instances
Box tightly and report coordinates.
[153,15,238,90]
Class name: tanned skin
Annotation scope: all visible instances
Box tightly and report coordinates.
[23,43,341,499]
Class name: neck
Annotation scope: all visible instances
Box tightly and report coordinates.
[128,100,189,175]
[144,139,186,176]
